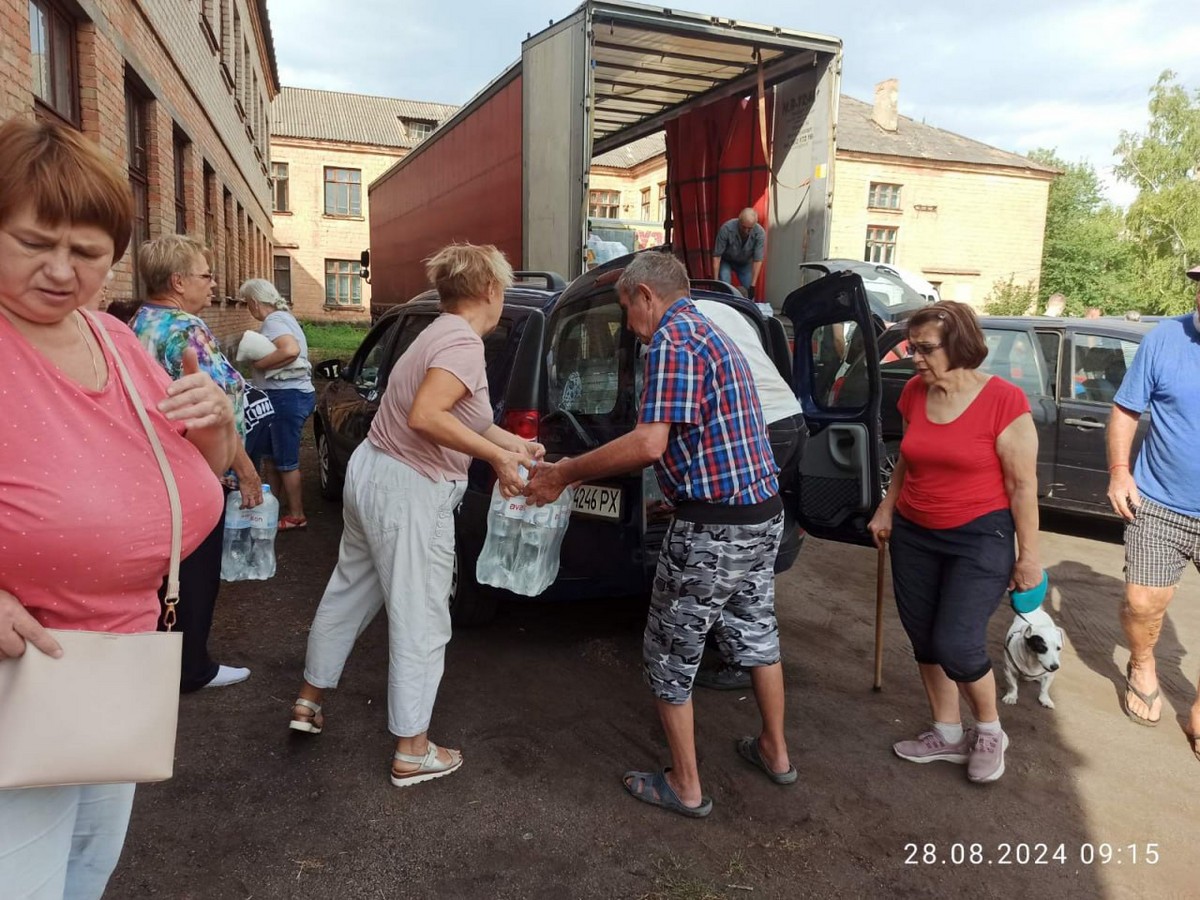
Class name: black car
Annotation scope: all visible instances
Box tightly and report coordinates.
[314,257,805,625]
[832,314,1154,518]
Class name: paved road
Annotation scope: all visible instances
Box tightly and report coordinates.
[109,450,1199,899]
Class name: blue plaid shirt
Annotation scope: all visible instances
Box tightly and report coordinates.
[639,298,778,505]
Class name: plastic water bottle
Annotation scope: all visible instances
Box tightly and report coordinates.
[244,486,279,580]
[476,488,528,590]
[221,492,252,581]
[510,505,552,596]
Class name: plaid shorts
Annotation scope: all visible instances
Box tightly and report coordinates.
[1124,497,1200,587]
[643,513,784,704]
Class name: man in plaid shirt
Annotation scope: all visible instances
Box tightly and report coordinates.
[527,252,796,818]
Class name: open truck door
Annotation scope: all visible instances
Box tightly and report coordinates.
[782,272,883,547]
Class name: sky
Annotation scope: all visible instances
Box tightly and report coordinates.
[268,0,1200,206]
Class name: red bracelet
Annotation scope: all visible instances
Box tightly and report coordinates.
[1108,463,1130,472]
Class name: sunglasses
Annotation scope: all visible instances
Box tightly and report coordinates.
[907,341,944,357]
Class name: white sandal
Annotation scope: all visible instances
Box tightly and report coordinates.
[390,742,463,788]
[289,698,323,734]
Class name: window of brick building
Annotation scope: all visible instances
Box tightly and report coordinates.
[219,0,233,89]
[125,77,151,298]
[173,129,190,234]
[222,188,234,298]
[640,188,651,220]
[588,190,620,219]
[202,163,216,250]
[324,167,361,217]
[200,0,218,51]
[271,162,289,212]
[868,182,901,210]
[403,118,434,142]
[325,259,362,307]
[658,182,667,221]
[864,225,898,264]
[273,255,291,302]
[29,0,79,126]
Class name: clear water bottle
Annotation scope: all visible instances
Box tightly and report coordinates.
[509,505,552,596]
[221,491,252,581]
[476,469,529,591]
[244,485,279,580]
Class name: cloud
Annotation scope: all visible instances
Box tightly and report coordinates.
[266,0,1200,201]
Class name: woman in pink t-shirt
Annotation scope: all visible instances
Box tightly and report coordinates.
[289,243,543,789]
[0,120,236,899]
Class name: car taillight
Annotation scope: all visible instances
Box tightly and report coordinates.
[502,409,539,441]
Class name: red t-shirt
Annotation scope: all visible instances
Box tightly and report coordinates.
[896,375,1030,530]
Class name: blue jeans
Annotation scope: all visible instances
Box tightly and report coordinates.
[718,259,754,291]
[0,783,136,899]
[254,389,316,472]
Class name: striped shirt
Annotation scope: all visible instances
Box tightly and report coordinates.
[639,298,778,505]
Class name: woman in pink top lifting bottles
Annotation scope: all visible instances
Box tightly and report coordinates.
[289,243,543,789]
[0,119,237,899]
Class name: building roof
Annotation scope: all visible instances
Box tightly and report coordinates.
[592,132,667,169]
[836,96,1055,173]
[271,87,458,149]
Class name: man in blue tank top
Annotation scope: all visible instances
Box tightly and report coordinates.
[1108,264,1200,758]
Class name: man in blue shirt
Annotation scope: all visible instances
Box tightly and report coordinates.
[711,208,766,299]
[1107,264,1200,758]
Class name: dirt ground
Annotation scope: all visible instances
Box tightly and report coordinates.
[108,437,1200,899]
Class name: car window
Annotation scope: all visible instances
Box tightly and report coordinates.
[392,314,436,360]
[350,318,399,393]
[1035,331,1061,398]
[548,300,623,415]
[813,320,869,411]
[482,318,515,400]
[979,329,1047,396]
[1070,334,1139,404]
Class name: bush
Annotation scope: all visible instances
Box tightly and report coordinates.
[985,276,1040,316]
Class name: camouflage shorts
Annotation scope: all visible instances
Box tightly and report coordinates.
[643,513,784,704]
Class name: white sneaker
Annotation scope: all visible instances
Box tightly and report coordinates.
[204,665,250,688]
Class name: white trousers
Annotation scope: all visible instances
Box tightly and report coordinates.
[304,441,465,736]
[0,783,135,900]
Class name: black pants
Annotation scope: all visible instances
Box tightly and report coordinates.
[158,496,226,692]
[890,508,1015,683]
[767,413,808,497]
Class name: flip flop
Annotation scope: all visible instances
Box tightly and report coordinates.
[1124,663,1161,727]
[278,516,308,531]
[735,736,798,785]
[622,768,712,818]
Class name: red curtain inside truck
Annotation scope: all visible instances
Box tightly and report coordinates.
[665,93,773,294]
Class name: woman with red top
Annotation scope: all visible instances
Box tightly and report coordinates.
[0,118,236,898]
[868,302,1041,785]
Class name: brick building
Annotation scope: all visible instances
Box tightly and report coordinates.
[269,87,456,322]
[581,83,1056,308]
[1,0,278,345]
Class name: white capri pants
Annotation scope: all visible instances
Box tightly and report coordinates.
[0,782,135,900]
[304,441,466,736]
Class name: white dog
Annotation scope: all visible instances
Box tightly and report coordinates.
[1000,607,1064,709]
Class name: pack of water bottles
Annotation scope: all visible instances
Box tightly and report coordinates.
[221,485,279,581]
[476,475,574,598]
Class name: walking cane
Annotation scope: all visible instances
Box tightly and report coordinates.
[873,539,887,692]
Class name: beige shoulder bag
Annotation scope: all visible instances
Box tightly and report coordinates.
[0,312,185,789]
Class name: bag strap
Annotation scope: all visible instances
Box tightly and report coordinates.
[84,311,184,627]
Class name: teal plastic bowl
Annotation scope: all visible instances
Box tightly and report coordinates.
[1010,570,1049,614]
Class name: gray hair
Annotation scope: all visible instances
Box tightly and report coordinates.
[238,278,288,310]
[616,252,689,302]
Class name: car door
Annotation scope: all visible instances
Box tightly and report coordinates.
[1054,328,1142,507]
[782,272,883,546]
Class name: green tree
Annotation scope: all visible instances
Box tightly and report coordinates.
[1026,148,1133,315]
[1114,71,1200,314]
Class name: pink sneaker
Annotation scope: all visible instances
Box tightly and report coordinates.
[893,728,974,765]
[967,729,1009,783]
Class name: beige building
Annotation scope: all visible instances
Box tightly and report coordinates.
[270,87,456,322]
[0,0,279,346]
[581,83,1055,307]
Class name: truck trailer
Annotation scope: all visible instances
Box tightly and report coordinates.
[367,0,842,315]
